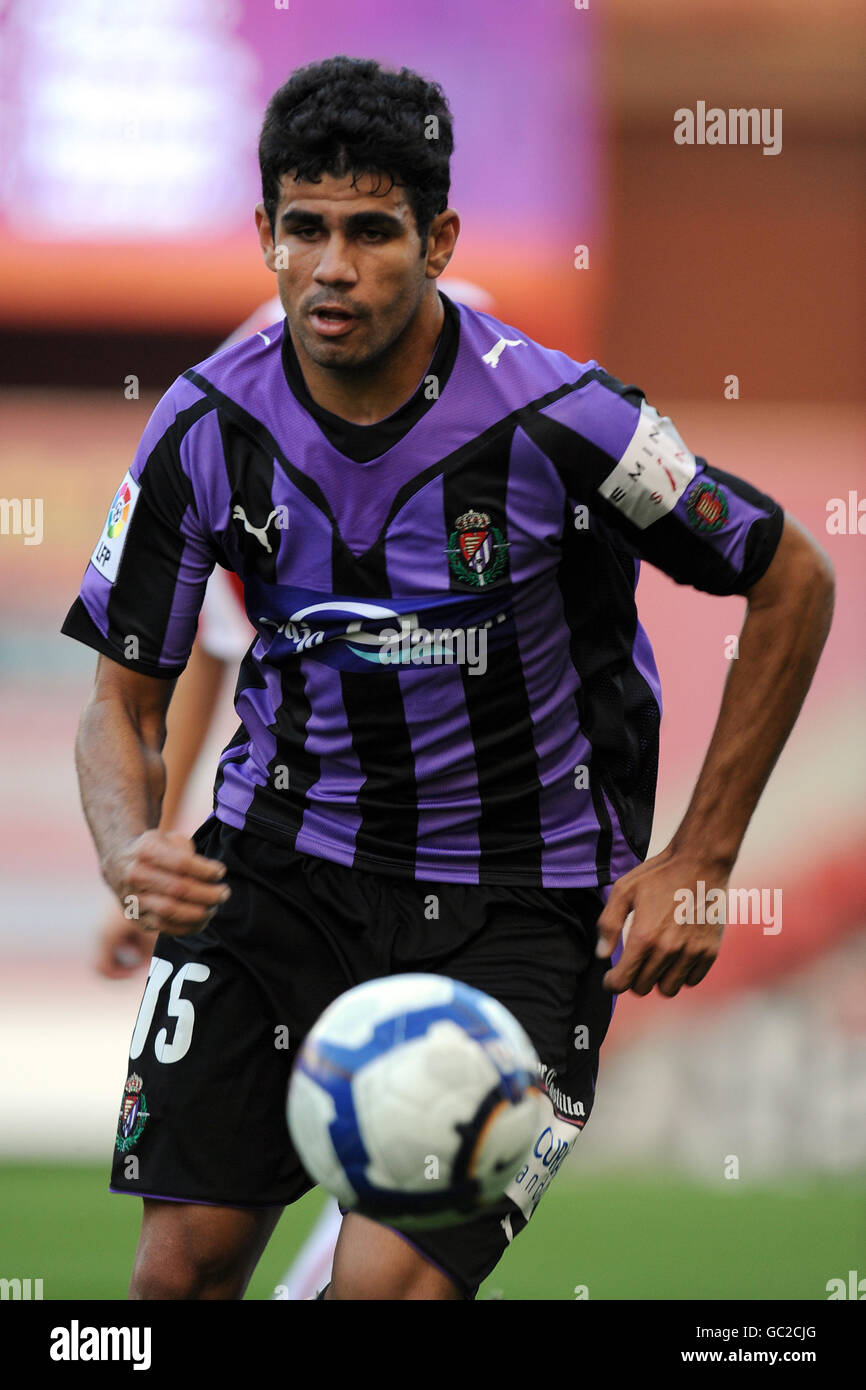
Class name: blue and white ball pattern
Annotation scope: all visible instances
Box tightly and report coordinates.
[287,974,545,1227]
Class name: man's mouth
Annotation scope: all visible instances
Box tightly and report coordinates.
[309,306,358,337]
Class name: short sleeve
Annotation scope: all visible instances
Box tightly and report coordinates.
[61,378,218,677]
[530,369,784,596]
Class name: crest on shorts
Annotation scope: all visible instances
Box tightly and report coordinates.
[686,479,729,533]
[116,1072,149,1153]
[446,510,509,587]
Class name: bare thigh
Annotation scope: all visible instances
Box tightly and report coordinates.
[327,1211,463,1301]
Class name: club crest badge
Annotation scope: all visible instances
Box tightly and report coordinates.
[446,510,509,587]
[116,1072,149,1153]
[686,479,729,533]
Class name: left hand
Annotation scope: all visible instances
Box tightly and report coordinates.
[95,905,156,980]
[595,849,729,997]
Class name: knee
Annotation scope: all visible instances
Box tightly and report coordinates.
[128,1200,277,1301]
[129,1245,246,1300]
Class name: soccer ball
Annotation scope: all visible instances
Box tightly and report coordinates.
[286,973,545,1227]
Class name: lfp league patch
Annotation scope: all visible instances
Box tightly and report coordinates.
[89,470,141,585]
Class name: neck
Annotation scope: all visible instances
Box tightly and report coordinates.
[289,290,444,425]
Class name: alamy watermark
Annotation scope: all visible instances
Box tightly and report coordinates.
[49,1323,151,1370]
[674,881,782,935]
[674,102,782,156]
[826,1269,865,1299]
[376,619,488,675]
[826,491,864,535]
[0,497,43,545]
[0,1276,43,1299]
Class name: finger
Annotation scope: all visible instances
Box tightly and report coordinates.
[625,950,667,995]
[603,935,652,995]
[595,892,632,961]
[140,834,228,883]
[655,952,697,998]
[133,893,223,932]
[630,946,682,997]
[683,954,715,988]
[126,865,231,910]
[183,851,229,881]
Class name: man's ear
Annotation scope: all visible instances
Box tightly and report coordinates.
[255,203,278,272]
[425,208,460,279]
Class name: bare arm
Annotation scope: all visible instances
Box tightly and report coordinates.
[596,513,835,996]
[78,655,229,938]
[93,643,230,975]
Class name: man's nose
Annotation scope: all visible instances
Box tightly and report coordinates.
[313,236,357,284]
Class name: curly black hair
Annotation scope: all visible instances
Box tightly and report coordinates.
[259,56,454,247]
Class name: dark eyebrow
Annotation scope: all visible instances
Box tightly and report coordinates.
[280,210,323,229]
[280,208,404,235]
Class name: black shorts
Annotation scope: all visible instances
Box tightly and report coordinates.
[110,815,619,1299]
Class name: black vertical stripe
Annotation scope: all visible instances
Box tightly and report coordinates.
[442,430,544,882]
[218,414,280,587]
[211,717,254,813]
[332,536,420,868]
[589,779,614,886]
[184,368,336,526]
[553,494,659,878]
[522,405,664,864]
[105,398,213,665]
[264,668,322,839]
[217,416,321,840]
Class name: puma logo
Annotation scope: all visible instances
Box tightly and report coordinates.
[482,336,525,368]
[232,504,286,554]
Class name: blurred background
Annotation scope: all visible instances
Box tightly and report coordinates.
[0,0,863,1300]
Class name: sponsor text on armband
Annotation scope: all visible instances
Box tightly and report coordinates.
[598,402,696,529]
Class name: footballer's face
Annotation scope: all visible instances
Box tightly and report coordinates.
[255,171,456,372]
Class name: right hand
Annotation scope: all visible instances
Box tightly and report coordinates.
[101,829,231,938]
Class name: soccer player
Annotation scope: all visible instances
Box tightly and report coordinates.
[94,279,496,1297]
[63,56,833,1300]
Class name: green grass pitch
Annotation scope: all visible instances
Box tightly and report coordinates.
[0,1163,862,1301]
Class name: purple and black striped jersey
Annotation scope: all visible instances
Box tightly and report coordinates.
[62,293,783,887]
